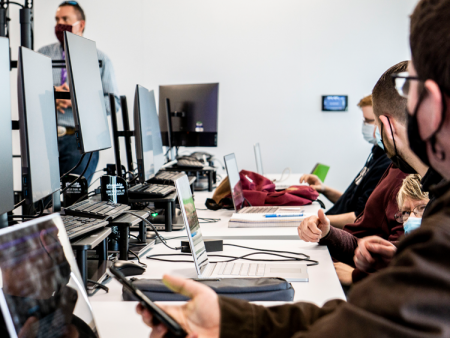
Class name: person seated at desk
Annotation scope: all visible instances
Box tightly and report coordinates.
[300,94,391,229]
[298,60,429,285]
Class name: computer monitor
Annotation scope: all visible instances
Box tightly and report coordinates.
[0,214,99,337]
[223,153,244,212]
[134,85,165,183]
[159,83,219,147]
[0,37,14,215]
[64,31,111,153]
[17,46,60,205]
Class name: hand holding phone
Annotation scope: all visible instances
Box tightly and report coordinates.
[108,266,187,337]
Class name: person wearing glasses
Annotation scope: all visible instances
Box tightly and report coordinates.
[300,94,391,229]
[37,1,120,185]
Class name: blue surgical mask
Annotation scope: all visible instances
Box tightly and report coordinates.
[403,217,422,235]
[375,126,384,150]
[362,123,377,145]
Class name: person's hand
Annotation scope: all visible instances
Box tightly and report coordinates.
[18,317,39,338]
[333,262,354,286]
[299,174,324,192]
[354,236,397,273]
[55,83,72,114]
[297,209,330,242]
[136,274,220,338]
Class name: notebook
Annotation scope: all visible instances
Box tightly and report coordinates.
[228,212,307,228]
[174,175,309,282]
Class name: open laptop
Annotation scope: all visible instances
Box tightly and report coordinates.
[174,175,309,282]
[224,153,304,214]
[0,214,100,338]
[254,143,290,190]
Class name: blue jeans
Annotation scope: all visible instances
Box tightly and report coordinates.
[58,133,100,186]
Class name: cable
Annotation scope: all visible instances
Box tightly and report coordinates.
[8,2,24,8]
[61,153,93,195]
[38,200,45,217]
[104,211,181,251]
[60,154,86,181]
[128,249,147,268]
[87,279,109,293]
[275,167,291,183]
[13,199,26,210]
[198,217,220,223]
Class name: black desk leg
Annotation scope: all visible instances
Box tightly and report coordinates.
[208,170,213,192]
[119,226,130,260]
[76,250,87,287]
[96,238,108,261]
[165,201,173,232]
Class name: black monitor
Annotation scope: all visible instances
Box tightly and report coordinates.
[134,85,165,183]
[0,37,14,215]
[17,47,60,205]
[64,31,111,153]
[159,83,219,147]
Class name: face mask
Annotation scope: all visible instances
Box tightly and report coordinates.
[403,217,422,235]
[375,126,384,150]
[362,123,377,145]
[55,21,79,45]
[385,117,417,174]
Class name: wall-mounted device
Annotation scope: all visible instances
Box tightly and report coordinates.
[322,95,348,112]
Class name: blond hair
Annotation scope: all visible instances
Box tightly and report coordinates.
[397,174,429,210]
[357,94,373,108]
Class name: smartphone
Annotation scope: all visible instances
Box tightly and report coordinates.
[108,266,187,337]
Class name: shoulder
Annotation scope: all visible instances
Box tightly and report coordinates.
[37,42,61,55]
[96,48,111,63]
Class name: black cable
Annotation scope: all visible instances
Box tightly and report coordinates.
[104,211,181,251]
[8,2,24,8]
[60,153,86,181]
[223,244,311,259]
[128,249,147,268]
[87,279,109,293]
[13,199,26,210]
[38,200,45,217]
[61,153,93,195]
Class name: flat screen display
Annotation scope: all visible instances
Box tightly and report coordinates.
[322,95,348,112]
[224,153,244,212]
[18,47,60,204]
[0,214,99,338]
[0,37,14,214]
[64,32,111,153]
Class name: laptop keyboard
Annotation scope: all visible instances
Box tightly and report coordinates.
[240,207,278,214]
[176,159,204,168]
[214,262,265,276]
[155,171,184,181]
[61,215,108,240]
[128,183,175,197]
[64,200,130,219]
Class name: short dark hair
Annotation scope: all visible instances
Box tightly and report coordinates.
[59,1,86,22]
[410,0,450,97]
[372,61,408,124]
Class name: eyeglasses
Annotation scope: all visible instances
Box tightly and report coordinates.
[391,72,422,99]
[394,204,427,223]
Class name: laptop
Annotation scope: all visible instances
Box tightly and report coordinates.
[254,143,290,190]
[224,153,304,214]
[0,214,100,338]
[174,175,309,282]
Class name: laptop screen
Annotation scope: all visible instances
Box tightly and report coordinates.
[0,214,99,338]
[174,176,209,275]
[254,143,263,175]
[224,153,244,212]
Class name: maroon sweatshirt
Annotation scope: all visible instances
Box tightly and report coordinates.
[319,164,407,281]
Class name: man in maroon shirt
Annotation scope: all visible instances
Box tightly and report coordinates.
[297,61,429,284]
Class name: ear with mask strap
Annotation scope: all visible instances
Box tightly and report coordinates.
[386,116,417,174]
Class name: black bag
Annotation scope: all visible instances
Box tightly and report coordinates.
[122,277,295,302]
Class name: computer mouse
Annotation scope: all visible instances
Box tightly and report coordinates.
[112,260,146,277]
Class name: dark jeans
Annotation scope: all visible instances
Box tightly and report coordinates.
[58,133,100,186]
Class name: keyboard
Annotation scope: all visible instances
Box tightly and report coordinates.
[128,183,176,198]
[239,206,278,214]
[64,200,131,219]
[150,171,185,184]
[176,159,204,168]
[213,262,266,276]
[61,215,109,240]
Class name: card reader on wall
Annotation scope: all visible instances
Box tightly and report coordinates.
[181,239,223,253]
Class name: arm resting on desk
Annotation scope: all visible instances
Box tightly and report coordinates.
[327,212,357,229]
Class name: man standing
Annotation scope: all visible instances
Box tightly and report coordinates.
[38,1,119,184]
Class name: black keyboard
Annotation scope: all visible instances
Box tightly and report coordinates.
[62,215,109,240]
[128,183,176,198]
[150,171,185,184]
[176,159,204,168]
[64,200,131,218]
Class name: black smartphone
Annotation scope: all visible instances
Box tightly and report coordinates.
[109,266,187,337]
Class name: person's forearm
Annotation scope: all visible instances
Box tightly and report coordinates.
[322,186,343,204]
[219,296,344,338]
[319,227,358,267]
[327,212,357,229]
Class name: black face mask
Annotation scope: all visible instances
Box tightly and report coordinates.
[385,117,417,174]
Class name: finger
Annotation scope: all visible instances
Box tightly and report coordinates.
[62,83,70,91]
[149,323,168,338]
[162,274,207,299]
[58,107,65,114]
[367,243,397,258]
[318,209,329,225]
[299,175,307,183]
[357,240,375,264]
[300,226,320,242]
[19,316,39,338]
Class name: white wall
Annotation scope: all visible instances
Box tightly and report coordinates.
[9,0,418,194]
